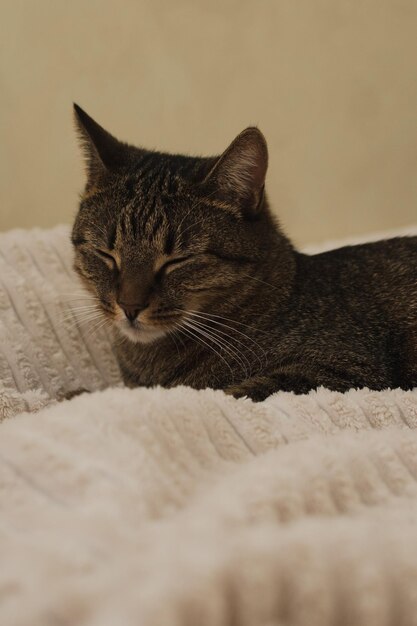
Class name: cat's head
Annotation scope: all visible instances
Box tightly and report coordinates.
[71,104,275,344]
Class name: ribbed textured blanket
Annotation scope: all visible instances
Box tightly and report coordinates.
[0,224,416,625]
[1,385,417,625]
[0,225,121,419]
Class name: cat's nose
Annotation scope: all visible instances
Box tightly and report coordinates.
[119,304,142,322]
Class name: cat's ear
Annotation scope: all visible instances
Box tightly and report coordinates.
[73,104,128,180]
[204,127,268,217]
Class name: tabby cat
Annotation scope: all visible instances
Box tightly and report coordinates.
[72,104,417,401]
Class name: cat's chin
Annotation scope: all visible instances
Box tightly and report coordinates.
[116,322,166,345]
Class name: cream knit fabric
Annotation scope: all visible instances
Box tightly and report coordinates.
[0,385,417,625]
[0,225,121,419]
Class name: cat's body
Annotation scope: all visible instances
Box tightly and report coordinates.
[116,237,417,400]
[72,105,417,401]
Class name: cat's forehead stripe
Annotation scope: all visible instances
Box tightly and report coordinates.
[116,193,170,248]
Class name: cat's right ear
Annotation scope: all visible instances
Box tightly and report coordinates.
[73,104,128,181]
[203,127,268,218]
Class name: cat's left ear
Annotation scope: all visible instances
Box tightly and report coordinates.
[204,127,268,218]
[73,103,128,181]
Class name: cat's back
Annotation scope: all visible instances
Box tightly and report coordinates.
[301,236,417,326]
[309,236,417,278]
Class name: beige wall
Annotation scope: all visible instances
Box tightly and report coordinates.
[1,0,416,246]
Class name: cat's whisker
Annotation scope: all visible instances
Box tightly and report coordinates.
[57,290,96,295]
[80,310,107,321]
[81,222,109,245]
[59,318,106,334]
[84,316,111,340]
[183,309,268,370]
[56,298,101,308]
[187,316,262,376]
[61,319,105,332]
[175,189,218,238]
[175,326,221,385]
[56,289,97,296]
[180,218,208,239]
[178,309,269,372]
[183,318,252,378]
[95,318,112,337]
[240,272,282,292]
[176,205,197,236]
[59,307,101,320]
[60,316,105,328]
[60,305,102,316]
[183,308,271,336]
[44,294,98,306]
[169,325,186,349]
[59,296,98,303]
[178,322,235,382]
[63,304,101,312]
[62,311,106,326]
[61,310,102,321]
[188,318,253,378]
[61,312,101,321]
[109,329,127,350]
[167,329,181,357]
[181,320,240,381]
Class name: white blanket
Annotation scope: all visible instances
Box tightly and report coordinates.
[0,226,123,420]
[0,224,416,625]
[1,385,417,625]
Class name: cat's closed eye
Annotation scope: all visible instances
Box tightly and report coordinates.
[157,254,194,276]
[95,249,118,270]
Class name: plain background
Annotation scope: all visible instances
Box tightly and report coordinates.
[1,0,416,246]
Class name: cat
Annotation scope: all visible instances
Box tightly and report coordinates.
[71,104,417,401]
